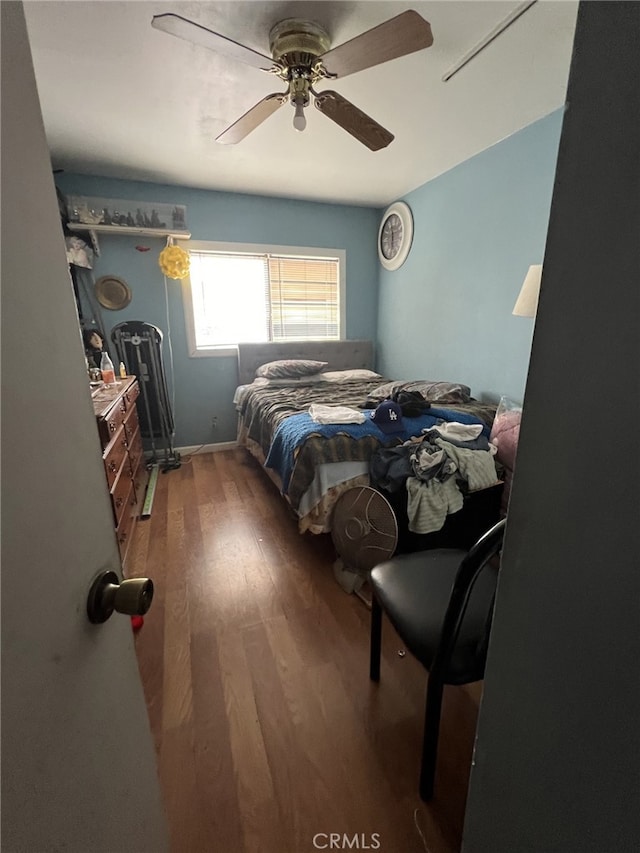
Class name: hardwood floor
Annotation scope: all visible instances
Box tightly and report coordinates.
[128,449,483,853]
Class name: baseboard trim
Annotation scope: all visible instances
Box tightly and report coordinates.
[143,441,238,460]
[177,441,238,455]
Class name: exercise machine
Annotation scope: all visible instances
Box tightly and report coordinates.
[111,322,181,501]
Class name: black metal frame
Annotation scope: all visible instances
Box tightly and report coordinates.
[369,517,507,801]
[111,321,181,472]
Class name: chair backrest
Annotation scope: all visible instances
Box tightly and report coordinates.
[431,518,507,682]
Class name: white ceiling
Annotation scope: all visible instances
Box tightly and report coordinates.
[24,0,577,207]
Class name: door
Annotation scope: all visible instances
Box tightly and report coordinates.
[1,5,168,850]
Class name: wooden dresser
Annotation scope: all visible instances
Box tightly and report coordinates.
[92,376,147,565]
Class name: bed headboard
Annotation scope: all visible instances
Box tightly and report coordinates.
[236,340,374,386]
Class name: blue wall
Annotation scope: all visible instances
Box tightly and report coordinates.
[55,174,379,445]
[58,108,563,446]
[375,109,564,404]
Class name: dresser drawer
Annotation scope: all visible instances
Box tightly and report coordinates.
[116,499,137,561]
[128,426,144,469]
[93,377,142,566]
[110,468,133,527]
[123,404,139,443]
[124,380,140,411]
[103,431,129,489]
[99,399,127,447]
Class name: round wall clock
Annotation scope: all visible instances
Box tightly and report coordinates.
[378,201,413,271]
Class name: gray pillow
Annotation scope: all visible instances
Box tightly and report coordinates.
[256,358,329,379]
[367,379,472,405]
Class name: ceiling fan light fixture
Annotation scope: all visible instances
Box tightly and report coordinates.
[293,101,307,132]
[154,10,433,148]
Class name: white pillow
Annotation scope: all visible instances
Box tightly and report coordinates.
[320,369,383,383]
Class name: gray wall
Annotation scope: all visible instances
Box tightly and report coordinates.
[463,2,640,850]
[1,3,167,849]
[55,173,380,446]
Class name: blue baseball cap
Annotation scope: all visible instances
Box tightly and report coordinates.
[370,400,405,435]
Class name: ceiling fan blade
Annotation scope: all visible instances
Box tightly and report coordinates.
[319,10,433,79]
[151,13,278,72]
[216,93,288,144]
[314,91,393,151]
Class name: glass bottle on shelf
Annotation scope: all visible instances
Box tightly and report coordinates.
[100,351,116,385]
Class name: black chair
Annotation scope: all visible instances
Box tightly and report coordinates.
[369,517,507,801]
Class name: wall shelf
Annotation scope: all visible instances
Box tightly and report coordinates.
[67,223,191,240]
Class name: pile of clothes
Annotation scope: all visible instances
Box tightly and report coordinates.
[370,421,499,534]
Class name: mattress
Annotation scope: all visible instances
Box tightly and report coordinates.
[235,376,496,534]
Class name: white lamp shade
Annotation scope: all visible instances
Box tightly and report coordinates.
[513,264,542,317]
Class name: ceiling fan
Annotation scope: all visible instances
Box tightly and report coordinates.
[151,10,433,151]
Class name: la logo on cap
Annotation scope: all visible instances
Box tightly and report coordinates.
[371,400,405,435]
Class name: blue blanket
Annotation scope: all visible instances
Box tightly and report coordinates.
[265,406,491,494]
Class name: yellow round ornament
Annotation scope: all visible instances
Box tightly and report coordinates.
[159,244,190,279]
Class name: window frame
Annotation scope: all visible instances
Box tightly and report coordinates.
[182,240,346,358]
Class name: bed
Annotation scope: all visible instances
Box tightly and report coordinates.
[234,341,497,534]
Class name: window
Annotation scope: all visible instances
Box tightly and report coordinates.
[183,241,345,357]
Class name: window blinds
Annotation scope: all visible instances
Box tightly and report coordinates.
[267,256,339,341]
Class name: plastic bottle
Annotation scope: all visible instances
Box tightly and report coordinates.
[100,351,116,385]
[119,361,127,379]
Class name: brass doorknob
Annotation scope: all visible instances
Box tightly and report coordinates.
[87,570,154,624]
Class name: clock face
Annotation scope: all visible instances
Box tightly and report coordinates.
[381,213,403,260]
[378,202,413,271]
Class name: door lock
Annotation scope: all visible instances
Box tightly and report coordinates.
[87,570,154,624]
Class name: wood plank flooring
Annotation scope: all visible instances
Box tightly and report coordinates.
[128,449,483,853]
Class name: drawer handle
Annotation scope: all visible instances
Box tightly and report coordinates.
[121,438,128,447]
[118,532,127,544]
[130,496,137,506]
[108,462,117,473]
[115,497,124,509]
[109,422,117,432]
